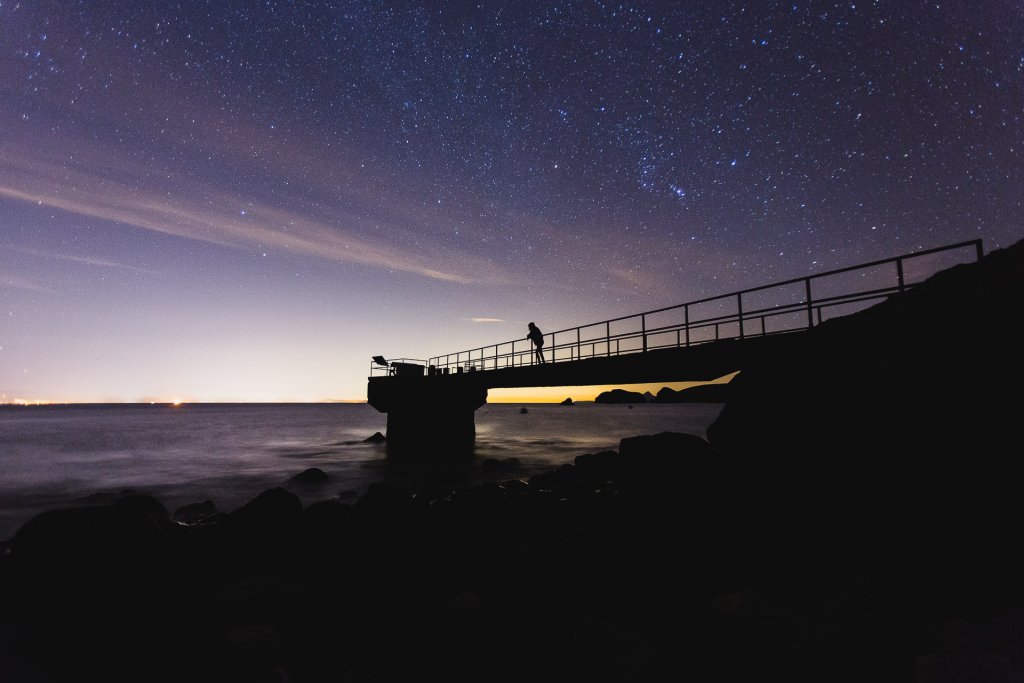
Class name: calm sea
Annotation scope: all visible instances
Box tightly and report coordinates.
[0,401,723,540]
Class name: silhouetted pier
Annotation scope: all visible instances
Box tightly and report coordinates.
[368,239,983,446]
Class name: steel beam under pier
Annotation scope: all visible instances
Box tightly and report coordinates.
[367,375,487,452]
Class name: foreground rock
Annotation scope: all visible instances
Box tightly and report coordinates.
[707,238,1024,498]
[4,449,1019,683]
[286,467,330,487]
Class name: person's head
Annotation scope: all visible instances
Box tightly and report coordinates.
[528,322,536,329]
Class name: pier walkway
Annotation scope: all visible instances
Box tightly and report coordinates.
[367,239,983,444]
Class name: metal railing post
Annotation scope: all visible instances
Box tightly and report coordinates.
[641,314,647,352]
[684,304,690,346]
[606,322,611,357]
[805,278,814,329]
[896,258,905,293]
[576,328,581,362]
[737,293,744,340]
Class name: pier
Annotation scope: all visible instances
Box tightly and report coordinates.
[368,239,984,445]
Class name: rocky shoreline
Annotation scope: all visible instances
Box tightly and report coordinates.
[3,239,1022,682]
[1,430,1021,683]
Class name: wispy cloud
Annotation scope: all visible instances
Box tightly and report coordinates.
[461,317,505,323]
[1,273,55,293]
[10,246,161,274]
[0,143,503,285]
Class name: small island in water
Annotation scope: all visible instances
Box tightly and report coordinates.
[595,382,731,404]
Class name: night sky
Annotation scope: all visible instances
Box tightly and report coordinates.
[2,1,1022,402]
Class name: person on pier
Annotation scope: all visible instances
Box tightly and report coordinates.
[527,322,546,364]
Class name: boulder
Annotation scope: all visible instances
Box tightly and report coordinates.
[353,482,426,519]
[573,450,622,482]
[173,500,218,523]
[560,397,574,405]
[302,499,352,521]
[231,487,303,522]
[617,432,716,495]
[364,431,386,443]
[286,467,330,487]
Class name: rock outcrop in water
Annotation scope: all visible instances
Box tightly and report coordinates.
[656,382,730,403]
[594,388,647,403]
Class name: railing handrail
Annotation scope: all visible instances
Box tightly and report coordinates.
[411,239,982,372]
[368,357,428,376]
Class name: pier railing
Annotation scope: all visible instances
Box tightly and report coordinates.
[418,239,983,375]
[369,357,429,377]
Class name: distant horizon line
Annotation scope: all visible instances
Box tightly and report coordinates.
[0,399,611,406]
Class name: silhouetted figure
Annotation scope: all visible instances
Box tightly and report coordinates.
[527,322,546,364]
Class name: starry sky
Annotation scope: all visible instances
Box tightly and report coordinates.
[1,1,1022,403]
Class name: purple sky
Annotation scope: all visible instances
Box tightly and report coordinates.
[2,1,1021,402]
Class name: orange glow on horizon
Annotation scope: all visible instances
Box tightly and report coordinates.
[487,373,738,403]
[2,373,738,405]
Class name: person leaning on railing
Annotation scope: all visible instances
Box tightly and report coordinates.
[527,322,546,364]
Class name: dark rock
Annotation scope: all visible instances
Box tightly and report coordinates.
[449,481,505,505]
[10,502,171,610]
[302,499,352,520]
[618,432,716,495]
[560,397,574,405]
[231,487,303,522]
[113,493,170,522]
[480,457,523,473]
[13,504,167,563]
[618,431,715,459]
[656,383,731,403]
[528,464,576,492]
[595,388,646,404]
[173,500,217,523]
[364,431,386,443]
[500,479,531,496]
[519,407,529,413]
[353,482,425,519]
[914,654,1015,683]
[573,450,622,482]
[707,238,1024,498]
[474,481,507,499]
[287,467,330,487]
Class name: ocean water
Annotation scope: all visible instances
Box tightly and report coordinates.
[0,401,724,540]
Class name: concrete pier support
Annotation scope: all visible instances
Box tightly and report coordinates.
[367,376,487,452]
